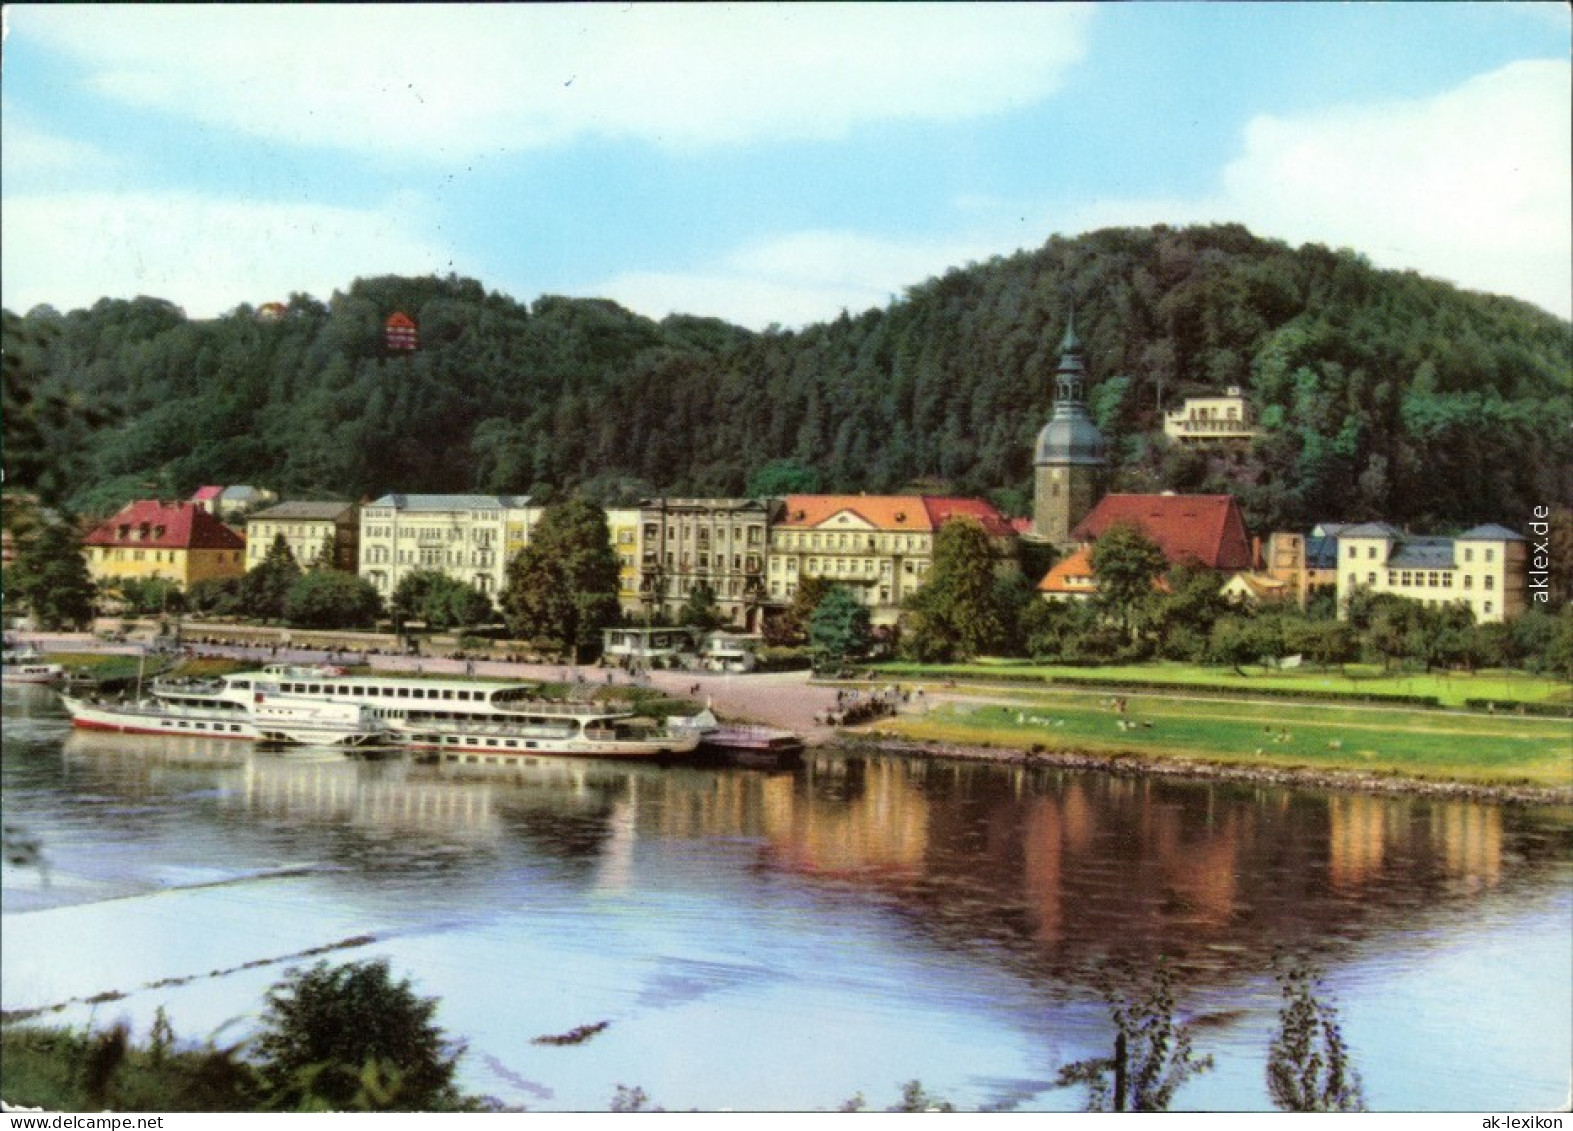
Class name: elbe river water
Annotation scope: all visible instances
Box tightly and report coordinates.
[3,683,1569,1111]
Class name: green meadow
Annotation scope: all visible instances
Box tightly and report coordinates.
[874,686,1572,790]
[868,659,1570,709]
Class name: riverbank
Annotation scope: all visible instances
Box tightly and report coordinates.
[20,633,1569,804]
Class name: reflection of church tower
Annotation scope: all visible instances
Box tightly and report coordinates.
[1033,315,1107,545]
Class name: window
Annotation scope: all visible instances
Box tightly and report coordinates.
[1484,548,1495,563]
[1367,546,1377,559]
[1484,575,1494,590]
[1463,575,1473,589]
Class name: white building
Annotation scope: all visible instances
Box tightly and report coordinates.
[1163,387,1259,445]
[358,494,537,602]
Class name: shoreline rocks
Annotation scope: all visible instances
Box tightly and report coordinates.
[836,733,1573,807]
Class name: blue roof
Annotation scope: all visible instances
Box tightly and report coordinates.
[1388,537,1455,570]
[368,494,532,511]
[1456,523,1524,542]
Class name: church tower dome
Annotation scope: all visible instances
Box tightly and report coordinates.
[1032,313,1107,545]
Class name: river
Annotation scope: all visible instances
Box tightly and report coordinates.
[3,683,1569,1112]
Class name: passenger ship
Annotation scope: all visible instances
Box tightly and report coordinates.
[61,672,390,748]
[212,666,702,762]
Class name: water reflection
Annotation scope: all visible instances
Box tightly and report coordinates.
[18,726,1566,988]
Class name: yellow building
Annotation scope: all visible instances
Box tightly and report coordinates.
[605,507,644,616]
[358,494,537,602]
[769,495,1017,625]
[83,500,246,591]
[246,501,359,572]
[1335,522,1526,623]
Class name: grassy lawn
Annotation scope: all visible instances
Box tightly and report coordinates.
[868,658,1569,708]
[873,687,1572,789]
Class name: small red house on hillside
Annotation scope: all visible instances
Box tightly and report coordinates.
[385,311,419,351]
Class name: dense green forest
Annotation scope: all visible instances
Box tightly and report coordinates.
[6,223,1569,533]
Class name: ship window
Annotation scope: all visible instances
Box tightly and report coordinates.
[231,725,242,732]
[233,680,250,690]
[398,687,410,698]
[442,689,454,700]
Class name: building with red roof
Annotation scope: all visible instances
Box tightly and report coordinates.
[1036,493,1254,601]
[83,500,247,592]
[769,494,1017,623]
[1071,494,1253,571]
[385,311,419,351]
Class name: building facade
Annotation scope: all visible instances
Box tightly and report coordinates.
[246,501,360,573]
[358,495,536,602]
[1162,387,1260,446]
[83,500,247,591]
[1032,317,1107,548]
[1335,522,1526,623]
[769,495,1017,625]
[605,507,645,616]
[638,498,772,629]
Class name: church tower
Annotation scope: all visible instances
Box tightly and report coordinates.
[1032,314,1107,546]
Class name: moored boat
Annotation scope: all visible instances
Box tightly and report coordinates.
[136,665,701,761]
[2,643,65,685]
[60,671,391,748]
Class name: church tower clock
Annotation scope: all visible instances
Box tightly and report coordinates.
[1032,315,1107,546]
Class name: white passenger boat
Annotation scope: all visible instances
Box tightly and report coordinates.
[2,643,65,685]
[60,671,391,748]
[243,665,701,762]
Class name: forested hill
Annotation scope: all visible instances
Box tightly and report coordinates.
[7,223,1570,533]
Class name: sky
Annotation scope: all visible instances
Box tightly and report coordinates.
[2,2,1569,328]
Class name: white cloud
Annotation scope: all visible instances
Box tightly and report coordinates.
[0,192,459,317]
[602,60,1572,329]
[1069,60,1572,318]
[594,229,1003,329]
[16,3,1093,157]
[0,109,118,178]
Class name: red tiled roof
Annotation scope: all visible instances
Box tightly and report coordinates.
[920,496,1017,539]
[191,485,223,501]
[1072,494,1253,570]
[1037,547,1097,594]
[84,500,245,551]
[385,311,416,328]
[778,495,1014,538]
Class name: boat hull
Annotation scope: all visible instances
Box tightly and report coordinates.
[401,727,701,762]
[61,697,388,748]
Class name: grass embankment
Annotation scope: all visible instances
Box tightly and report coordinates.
[1,1024,259,1112]
[867,659,1569,709]
[871,687,1572,791]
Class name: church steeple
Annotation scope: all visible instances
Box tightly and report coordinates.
[1032,311,1107,547]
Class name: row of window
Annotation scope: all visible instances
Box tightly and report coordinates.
[774,531,926,553]
[1346,543,1496,564]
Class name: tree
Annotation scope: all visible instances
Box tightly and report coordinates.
[1266,961,1366,1112]
[4,515,97,630]
[678,580,725,631]
[808,586,872,667]
[1056,963,1214,1113]
[1089,523,1168,642]
[244,534,302,622]
[390,570,492,632]
[254,959,465,1112]
[187,576,247,618]
[901,518,1005,662]
[285,572,384,630]
[745,457,821,497]
[501,499,621,661]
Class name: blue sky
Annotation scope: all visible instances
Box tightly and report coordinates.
[3,3,1568,326]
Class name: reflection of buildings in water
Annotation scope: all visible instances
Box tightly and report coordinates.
[1433,801,1503,890]
[1328,794,1388,888]
[1143,783,1246,927]
[764,758,931,877]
